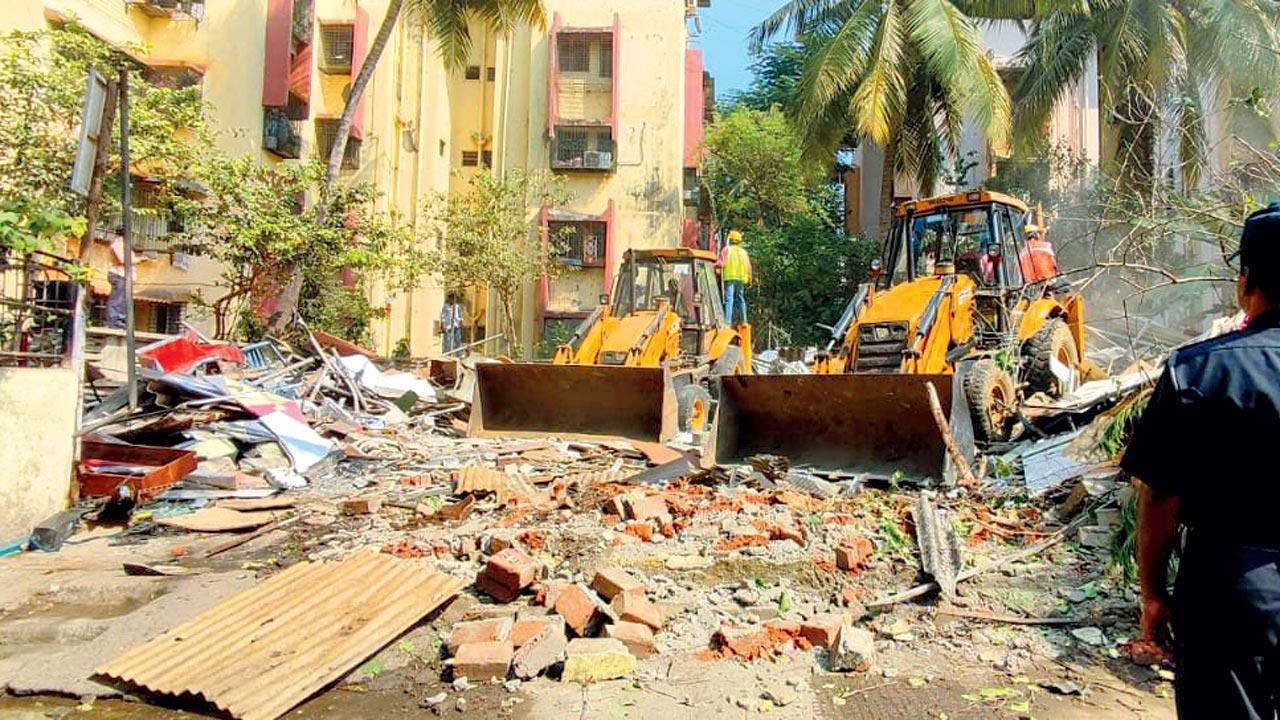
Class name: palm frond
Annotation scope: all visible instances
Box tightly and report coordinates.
[846,1,907,146]
[751,0,851,51]
[794,2,883,118]
[1011,9,1094,152]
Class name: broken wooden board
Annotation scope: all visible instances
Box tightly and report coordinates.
[156,507,288,533]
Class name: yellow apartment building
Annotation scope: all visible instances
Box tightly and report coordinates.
[3,0,711,356]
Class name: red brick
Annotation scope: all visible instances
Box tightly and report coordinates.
[446,617,513,654]
[475,572,521,603]
[554,584,600,637]
[591,567,644,601]
[512,622,568,679]
[341,496,382,515]
[626,495,668,522]
[451,640,513,681]
[836,535,874,572]
[485,548,537,592]
[623,522,655,542]
[604,620,656,658]
[764,620,801,637]
[610,592,662,631]
[533,581,570,607]
[509,618,553,648]
[800,613,847,649]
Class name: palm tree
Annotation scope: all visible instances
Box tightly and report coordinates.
[270,0,545,333]
[1012,0,1280,191]
[753,0,1012,235]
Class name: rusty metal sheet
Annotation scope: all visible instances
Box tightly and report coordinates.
[469,363,677,442]
[96,551,465,720]
[706,373,973,482]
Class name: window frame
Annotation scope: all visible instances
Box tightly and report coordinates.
[319,24,355,74]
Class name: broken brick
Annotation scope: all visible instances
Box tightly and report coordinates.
[341,496,383,515]
[446,617,513,655]
[475,572,522,603]
[836,535,875,573]
[626,494,668,522]
[622,522,654,542]
[533,581,570,608]
[484,548,537,592]
[800,613,849,649]
[437,494,476,521]
[451,640,513,681]
[604,620,657,658]
[591,567,645,601]
[610,591,662,631]
[509,617,558,648]
[511,621,568,679]
[554,584,600,636]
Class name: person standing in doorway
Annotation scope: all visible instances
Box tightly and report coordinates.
[441,293,463,354]
[718,230,752,326]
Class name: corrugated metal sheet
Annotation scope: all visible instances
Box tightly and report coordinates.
[97,551,465,720]
[453,466,537,504]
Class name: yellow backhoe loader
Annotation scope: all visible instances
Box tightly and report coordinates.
[708,191,1102,482]
[471,248,752,442]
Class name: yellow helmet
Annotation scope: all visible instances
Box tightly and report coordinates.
[1024,224,1042,237]
[728,230,744,244]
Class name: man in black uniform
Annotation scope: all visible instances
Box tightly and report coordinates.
[1122,201,1280,719]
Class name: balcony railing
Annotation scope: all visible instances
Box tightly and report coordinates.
[126,0,204,21]
[263,108,303,159]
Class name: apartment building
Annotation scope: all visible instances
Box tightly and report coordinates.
[4,0,710,355]
[426,0,713,354]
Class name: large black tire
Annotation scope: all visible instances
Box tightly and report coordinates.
[965,359,1017,444]
[676,384,714,434]
[1023,318,1079,398]
[711,345,745,376]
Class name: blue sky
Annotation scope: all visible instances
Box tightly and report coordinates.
[694,0,784,98]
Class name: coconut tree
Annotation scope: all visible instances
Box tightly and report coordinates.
[1012,0,1280,191]
[269,0,545,334]
[753,0,1013,235]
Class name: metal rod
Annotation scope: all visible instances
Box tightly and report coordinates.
[119,67,137,410]
[443,332,505,357]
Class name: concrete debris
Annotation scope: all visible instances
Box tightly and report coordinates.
[912,494,964,600]
[560,638,636,684]
[828,625,876,672]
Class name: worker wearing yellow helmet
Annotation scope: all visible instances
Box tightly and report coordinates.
[1018,224,1060,284]
[717,230,753,325]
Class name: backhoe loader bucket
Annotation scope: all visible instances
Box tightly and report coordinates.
[705,372,975,483]
[470,363,678,442]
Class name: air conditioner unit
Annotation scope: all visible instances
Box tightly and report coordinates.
[582,151,612,169]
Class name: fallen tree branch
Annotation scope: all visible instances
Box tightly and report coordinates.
[867,512,1090,611]
[203,513,304,558]
[925,381,977,487]
[934,608,1088,626]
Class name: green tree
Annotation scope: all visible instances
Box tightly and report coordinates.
[0,24,206,257]
[704,107,821,229]
[420,169,569,358]
[725,42,807,112]
[1012,1,1280,190]
[753,0,1011,235]
[187,155,426,341]
[703,103,878,346]
[263,0,546,334]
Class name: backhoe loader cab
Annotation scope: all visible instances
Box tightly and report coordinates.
[471,248,751,443]
[709,191,1096,482]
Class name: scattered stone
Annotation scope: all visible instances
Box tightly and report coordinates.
[664,555,713,571]
[451,677,471,692]
[511,622,569,679]
[422,691,448,708]
[451,641,513,681]
[503,679,522,693]
[1041,679,1083,696]
[455,697,466,712]
[1071,627,1106,646]
[626,494,669,522]
[561,638,637,683]
[829,626,876,673]
[604,620,657,658]
[763,686,797,707]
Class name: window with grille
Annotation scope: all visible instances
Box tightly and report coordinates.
[465,65,481,80]
[598,40,613,78]
[550,221,606,267]
[482,150,493,167]
[153,302,185,335]
[320,25,354,73]
[555,129,588,167]
[461,151,479,167]
[552,127,614,170]
[487,66,496,81]
[316,120,360,169]
[558,39,590,73]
